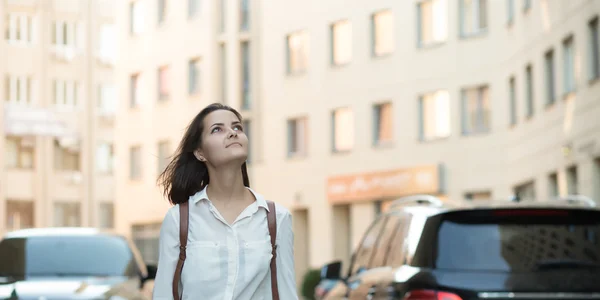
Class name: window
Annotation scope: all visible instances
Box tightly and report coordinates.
[219,0,226,33]
[589,17,599,81]
[53,80,79,108]
[5,136,34,169]
[563,35,576,94]
[130,74,140,107]
[387,212,413,267]
[158,0,166,24]
[373,103,393,145]
[372,10,394,56]
[460,0,487,37]
[96,143,114,174]
[461,85,490,135]
[98,23,116,65]
[417,0,448,46]
[240,0,250,31]
[523,0,531,12]
[188,58,201,95]
[332,108,354,152]
[514,181,535,201]
[370,215,401,268]
[130,1,144,35]
[220,44,227,102]
[243,120,251,162]
[350,216,388,275]
[548,172,558,198]
[132,223,162,264]
[5,14,35,44]
[241,41,251,109]
[157,141,170,173]
[51,20,82,49]
[157,66,170,101]
[567,165,578,195]
[6,200,34,231]
[594,158,600,203]
[99,202,114,229]
[287,117,307,157]
[130,146,142,180]
[5,75,33,105]
[507,0,514,24]
[525,64,534,118]
[331,20,352,65]
[465,191,492,201]
[53,202,81,227]
[419,90,450,141]
[287,31,309,74]
[545,49,556,106]
[98,84,116,115]
[188,0,200,18]
[509,76,517,126]
[53,139,80,171]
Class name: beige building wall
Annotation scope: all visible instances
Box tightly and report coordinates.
[114,0,263,263]
[251,0,600,278]
[113,0,600,285]
[0,0,117,237]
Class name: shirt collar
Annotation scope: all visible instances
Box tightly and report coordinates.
[189,185,270,212]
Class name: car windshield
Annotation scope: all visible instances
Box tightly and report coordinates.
[0,235,137,277]
[435,209,600,272]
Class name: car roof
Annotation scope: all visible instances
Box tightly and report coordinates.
[2,227,122,239]
[386,194,599,218]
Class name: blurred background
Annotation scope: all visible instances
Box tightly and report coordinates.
[1,0,600,295]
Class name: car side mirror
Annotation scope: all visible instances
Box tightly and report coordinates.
[320,261,343,280]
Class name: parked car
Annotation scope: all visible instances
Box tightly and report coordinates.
[318,195,600,299]
[0,227,157,299]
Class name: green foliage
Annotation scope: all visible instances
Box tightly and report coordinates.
[300,268,321,300]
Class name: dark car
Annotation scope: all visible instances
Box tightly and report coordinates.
[0,227,157,299]
[319,195,600,299]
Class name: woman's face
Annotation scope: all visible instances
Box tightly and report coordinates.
[194,109,248,166]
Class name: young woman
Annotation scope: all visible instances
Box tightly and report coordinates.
[152,103,298,299]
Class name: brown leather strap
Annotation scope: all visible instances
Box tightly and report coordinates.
[172,200,278,300]
[266,200,280,300]
[172,201,189,300]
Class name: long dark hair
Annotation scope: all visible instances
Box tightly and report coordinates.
[157,103,250,205]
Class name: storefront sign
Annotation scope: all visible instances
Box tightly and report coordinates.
[326,165,442,204]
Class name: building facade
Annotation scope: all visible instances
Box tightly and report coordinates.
[114,0,600,285]
[0,0,117,237]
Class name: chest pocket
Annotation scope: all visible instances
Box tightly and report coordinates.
[183,241,223,283]
[241,239,273,281]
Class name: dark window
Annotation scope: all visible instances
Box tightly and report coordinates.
[350,216,387,275]
[435,210,600,272]
[0,235,138,277]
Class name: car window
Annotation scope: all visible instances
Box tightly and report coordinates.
[0,235,139,277]
[350,216,388,275]
[370,214,400,268]
[435,209,600,272]
[386,212,413,267]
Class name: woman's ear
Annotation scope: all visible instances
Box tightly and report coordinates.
[193,149,205,162]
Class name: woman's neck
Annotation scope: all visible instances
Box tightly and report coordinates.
[206,164,247,205]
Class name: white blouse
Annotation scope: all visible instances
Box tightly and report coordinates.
[152,186,298,300]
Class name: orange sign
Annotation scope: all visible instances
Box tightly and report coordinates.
[326,165,442,204]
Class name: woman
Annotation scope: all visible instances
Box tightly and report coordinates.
[152,103,298,300]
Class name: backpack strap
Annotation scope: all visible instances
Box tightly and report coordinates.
[172,201,189,300]
[171,200,278,300]
[266,200,280,300]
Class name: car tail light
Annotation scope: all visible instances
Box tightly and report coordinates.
[403,290,463,300]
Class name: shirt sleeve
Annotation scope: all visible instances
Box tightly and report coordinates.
[275,210,299,299]
[152,207,180,300]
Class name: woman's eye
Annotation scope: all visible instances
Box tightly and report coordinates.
[211,127,221,133]
[234,125,243,132]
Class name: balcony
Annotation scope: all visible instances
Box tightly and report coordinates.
[50,171,83,200]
